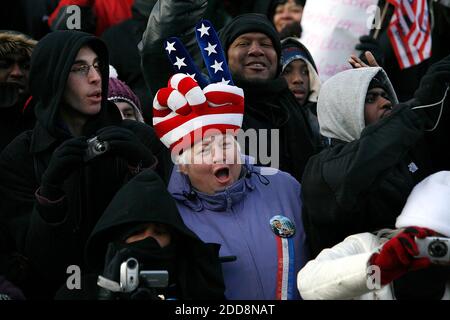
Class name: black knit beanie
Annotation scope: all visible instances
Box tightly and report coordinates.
[368,72,389,92]
[219,13,282,61]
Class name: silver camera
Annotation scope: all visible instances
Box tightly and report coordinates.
[84,136,109,161]
[97,257,169,294]
[120,257,140,292]
[120,258,169,293]
[416,237,450,263]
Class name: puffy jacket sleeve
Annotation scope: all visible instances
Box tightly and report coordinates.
[321,105,426,212]
[302,104,430,255]
[140,0,207,96]
[298,233,378,300]
[306,107,426,216]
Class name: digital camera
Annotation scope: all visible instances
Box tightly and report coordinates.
[84,136,109,161]
[119,257,169,293]
[416,237,450,263]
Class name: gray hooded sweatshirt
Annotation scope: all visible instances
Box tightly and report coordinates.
[318,67,398,143]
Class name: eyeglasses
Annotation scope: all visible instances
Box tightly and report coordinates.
[70,62,101,76]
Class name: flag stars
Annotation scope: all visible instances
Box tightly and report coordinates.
[204,42,217,56]
[197,23,210,38]
[211,60,223,73]
[165,41,176,54]
[174,56,187,70]
[220,78,230,85]
[186,73,196,80]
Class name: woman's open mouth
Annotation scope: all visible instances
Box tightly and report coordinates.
[214,167,231,184]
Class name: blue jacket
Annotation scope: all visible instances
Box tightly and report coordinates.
[168,161,309,300]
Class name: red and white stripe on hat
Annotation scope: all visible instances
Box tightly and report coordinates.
[153,73,244,153]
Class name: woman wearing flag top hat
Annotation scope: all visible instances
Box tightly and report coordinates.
[152,20,309,300]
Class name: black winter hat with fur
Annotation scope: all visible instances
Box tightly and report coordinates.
[0,30,36,59]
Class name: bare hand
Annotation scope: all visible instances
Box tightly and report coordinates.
[348,51,379,69]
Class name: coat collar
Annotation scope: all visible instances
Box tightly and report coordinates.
[168,158,260,212]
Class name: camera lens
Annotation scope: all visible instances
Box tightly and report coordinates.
[428,240,448,258]
[94,141,106,152]
[127,258,137,269]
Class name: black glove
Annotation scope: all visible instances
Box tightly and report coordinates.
[414,54,450,106]
[355,35,385,66]
[99,239,175,300]
[411,55,450,128]
[96,126,155,166]
[41,137,87,189]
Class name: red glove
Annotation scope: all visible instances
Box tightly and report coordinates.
[369,227,436,285]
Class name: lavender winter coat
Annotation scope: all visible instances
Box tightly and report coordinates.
[168,160,309,300]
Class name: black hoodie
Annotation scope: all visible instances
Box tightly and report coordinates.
[218,15,316,182]
[29,30,118,139]
[79,169,225,300]
[0,31,166,299]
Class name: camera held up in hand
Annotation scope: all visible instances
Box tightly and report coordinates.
[416,237,450,263]
[97,257,169,298]
[84,136,109,161]
[120,257,169,292]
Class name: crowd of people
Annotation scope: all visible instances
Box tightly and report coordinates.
[1,0,450,300]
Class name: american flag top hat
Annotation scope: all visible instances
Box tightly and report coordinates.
[153,20,244,155]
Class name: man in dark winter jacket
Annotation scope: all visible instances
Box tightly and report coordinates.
[0,30,168,299]
[55,169,225,300]
[0,31,37,152]
[302,56,450,257]
[219,13,316,182]
[77,169,225,300]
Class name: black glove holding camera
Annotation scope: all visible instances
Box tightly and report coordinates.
[355,35,385,67]
[40,137,88,199]
[98,237,177,300]
[95,126,156,167]
[411,54,450,128]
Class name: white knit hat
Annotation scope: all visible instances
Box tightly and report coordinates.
[396,171,450,237]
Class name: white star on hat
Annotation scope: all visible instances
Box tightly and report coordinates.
[220,78,230,85]
[186,73,196,80]
[165,41,176,54]
[197,23,210,38]
[211,60,223,74]
[204,42,217,56]
[174,56,187,70]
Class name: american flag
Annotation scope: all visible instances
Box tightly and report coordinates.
[387,0,432,69]
[164,20,234,88]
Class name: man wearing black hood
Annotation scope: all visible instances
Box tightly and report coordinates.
[0,31,167,298]
[63,169,225,300]
[219,13,316,182]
